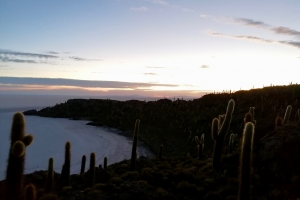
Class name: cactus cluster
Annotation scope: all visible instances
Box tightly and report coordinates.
[211,99,235,170]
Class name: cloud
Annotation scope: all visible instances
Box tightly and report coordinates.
[271,26,300,37]
[208,31,300,50]
[45,51,59,54]
[145,0,168,5]
[279,41,300,49]
[209,32,274,43]
[69,56,101,61]
[131,7,148,11]
[0,49,58,59]
[200,65,209,68]
[0,56,56,64]
[0,77,178,89]
[234,18,300,38]
[144,73,158,75]
[234,18,269,27]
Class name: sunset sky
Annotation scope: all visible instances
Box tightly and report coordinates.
[1,0,300,98]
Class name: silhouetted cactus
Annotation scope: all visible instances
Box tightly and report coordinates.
[104,157,107,169]
[61,142,71,187]
[130,119,140,170]
[25,184,36,200]
[238,122,255,200]
[6,112,33,200]
[282,105,292,125]
[211,99,235,170]
[195,134,204,159]
[88,152,96,187]
[80,155,86,177]
[46,157,54,193]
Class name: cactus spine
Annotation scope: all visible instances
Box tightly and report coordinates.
[46,157,54,193]
[238,122,255,200]
[61,142,71,187]
[6,112,33,200]
[89,152,96,187]
[24,184,36,200]
[130,119,140,170]
[104,156,107,169]
[211,99,235,170]
[80,155,86,176]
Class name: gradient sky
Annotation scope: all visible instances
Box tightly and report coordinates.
[1,0,300,98]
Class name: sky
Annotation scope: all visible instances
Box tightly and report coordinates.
[0,0,300,98]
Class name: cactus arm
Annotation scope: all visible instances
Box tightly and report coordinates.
[22,134,34,146]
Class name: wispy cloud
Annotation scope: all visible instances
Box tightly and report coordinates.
[45,51,59,55]
[209,32,274,43]
[0,77,178,89]
[234,18,300,38]
[130,7,148,11]
[144,73,158,75]
[0,56,56,64]
[69,56,101,62]
[234,18,269,28]
[271,26,300,37]
[0,49,58,59]
[278,41,300,49]
[208,31,300,49]
[145,66,165,68]
[145,0,168,5]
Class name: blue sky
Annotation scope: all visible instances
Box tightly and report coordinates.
[1,0,299,98]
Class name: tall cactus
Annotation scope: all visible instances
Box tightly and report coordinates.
[130,119,140,170]
[61,142,71,187]
[104,156,107,169]
[211,99,235,170]
[6,112,33,200]
[24,184,36,200]
[238,122,255,200]
[195,134,204,159]
[282,105,292,125]
[88,152,96,187]
[80,155,86,177]
[45,157,54,193]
